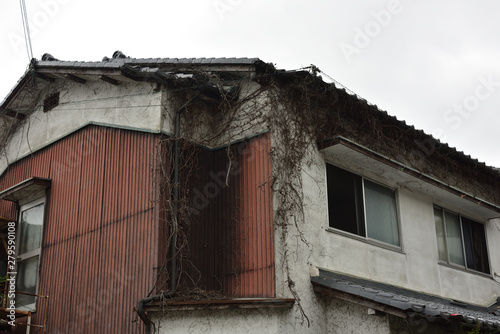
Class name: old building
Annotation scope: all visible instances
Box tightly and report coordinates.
[0,52,498,333]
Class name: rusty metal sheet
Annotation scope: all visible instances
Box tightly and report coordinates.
[0,125,162,333]
[185,133,274,298]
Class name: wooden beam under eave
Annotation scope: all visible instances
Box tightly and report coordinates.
[65,74,86,84]
[2,110,26,120]
[35,72,56,83]
[100,75,120,86]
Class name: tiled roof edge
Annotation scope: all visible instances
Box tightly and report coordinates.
[312,268,500,328]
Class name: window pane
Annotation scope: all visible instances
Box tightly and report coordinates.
[326,164,365,236]
[364,180,399,246]
[16,256,39,308]
[19,203,44,255]
[462,218,490,274]
[444,211,464,266]
[433,207,447,261]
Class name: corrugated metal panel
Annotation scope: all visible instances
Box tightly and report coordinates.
[0,200,16,221]
[231,133,274,297]
[0,125,162,334]
[184,133,274,298]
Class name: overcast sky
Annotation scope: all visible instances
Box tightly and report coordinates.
[1,0,499,167]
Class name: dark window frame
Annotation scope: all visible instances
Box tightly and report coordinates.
[433,206,491,275]
[43,92,59,113]
[326,163,401,248]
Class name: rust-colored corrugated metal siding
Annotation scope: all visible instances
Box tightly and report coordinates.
[185,133,274,297]
[0,125,161,334]
[231,133,274,297]
[0,200,16,221]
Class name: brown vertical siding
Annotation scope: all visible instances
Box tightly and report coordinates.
[233,133,274,297]
[185,133,275,298]
[0,200,16,221]
[0,125,161,334]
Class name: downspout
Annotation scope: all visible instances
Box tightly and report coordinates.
[137,90,201,334]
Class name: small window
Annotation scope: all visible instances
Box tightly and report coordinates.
[43,92,59,112]
[16,197,45,311]
[434,206,490,274]
[326,164,400,247]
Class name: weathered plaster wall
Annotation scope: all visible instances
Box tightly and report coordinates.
[325,298,392,334]
[297,143,500,307]
[325,89,500,207]
[0,79,162,176]
[249,141,500,333]
[161,79,270,148]
[152,308,284,334]
[326,298,448,333]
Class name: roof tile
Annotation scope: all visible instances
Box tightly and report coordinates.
[312,269,500,329]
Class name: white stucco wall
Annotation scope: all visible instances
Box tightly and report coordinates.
[151,308,285,334]
[160,78,269,149]
[0,79,162,176]
[1,76,270,178]
[152,125,500,334]
[325,298,392,334]
[6,75,497,332]
[299,143,500,306]
[245,141,500,333]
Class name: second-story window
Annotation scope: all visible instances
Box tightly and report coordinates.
[434,206,490,274]
[326,163,400,247]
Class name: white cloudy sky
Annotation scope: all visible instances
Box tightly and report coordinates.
[1,0,499,166]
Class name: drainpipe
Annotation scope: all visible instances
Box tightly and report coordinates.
[137,90,201,334]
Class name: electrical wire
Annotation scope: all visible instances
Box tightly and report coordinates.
[21,0,33,60]
[296,65,364,102]
[19,0,34,61]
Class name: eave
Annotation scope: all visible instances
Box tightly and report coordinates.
[312,268,500,330]
[319,136,500,218]
[0,56,261,118]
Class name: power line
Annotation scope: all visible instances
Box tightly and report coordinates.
[19,0,34,61]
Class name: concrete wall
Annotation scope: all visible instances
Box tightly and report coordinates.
[239,141,500,333]
[3,76,498,333]
[0,79,162,176]
[325,298,392,334]
[299,143,500,305]
[1,76,268,176]
[151,308,284,334]
[151,113,500,333]
[161,78,269,149]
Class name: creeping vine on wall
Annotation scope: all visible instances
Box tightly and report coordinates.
[2,62,499,330]
[138,63,500,328]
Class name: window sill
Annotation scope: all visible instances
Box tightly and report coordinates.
[325,227,404,254]
[437,261,492,279]
[144,298,296,312]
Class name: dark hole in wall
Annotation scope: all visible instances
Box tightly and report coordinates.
[43,92,59,112]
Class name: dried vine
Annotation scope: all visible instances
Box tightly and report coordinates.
[149,66,332,325]
[146,63,500,328]
[2,62,499,330]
